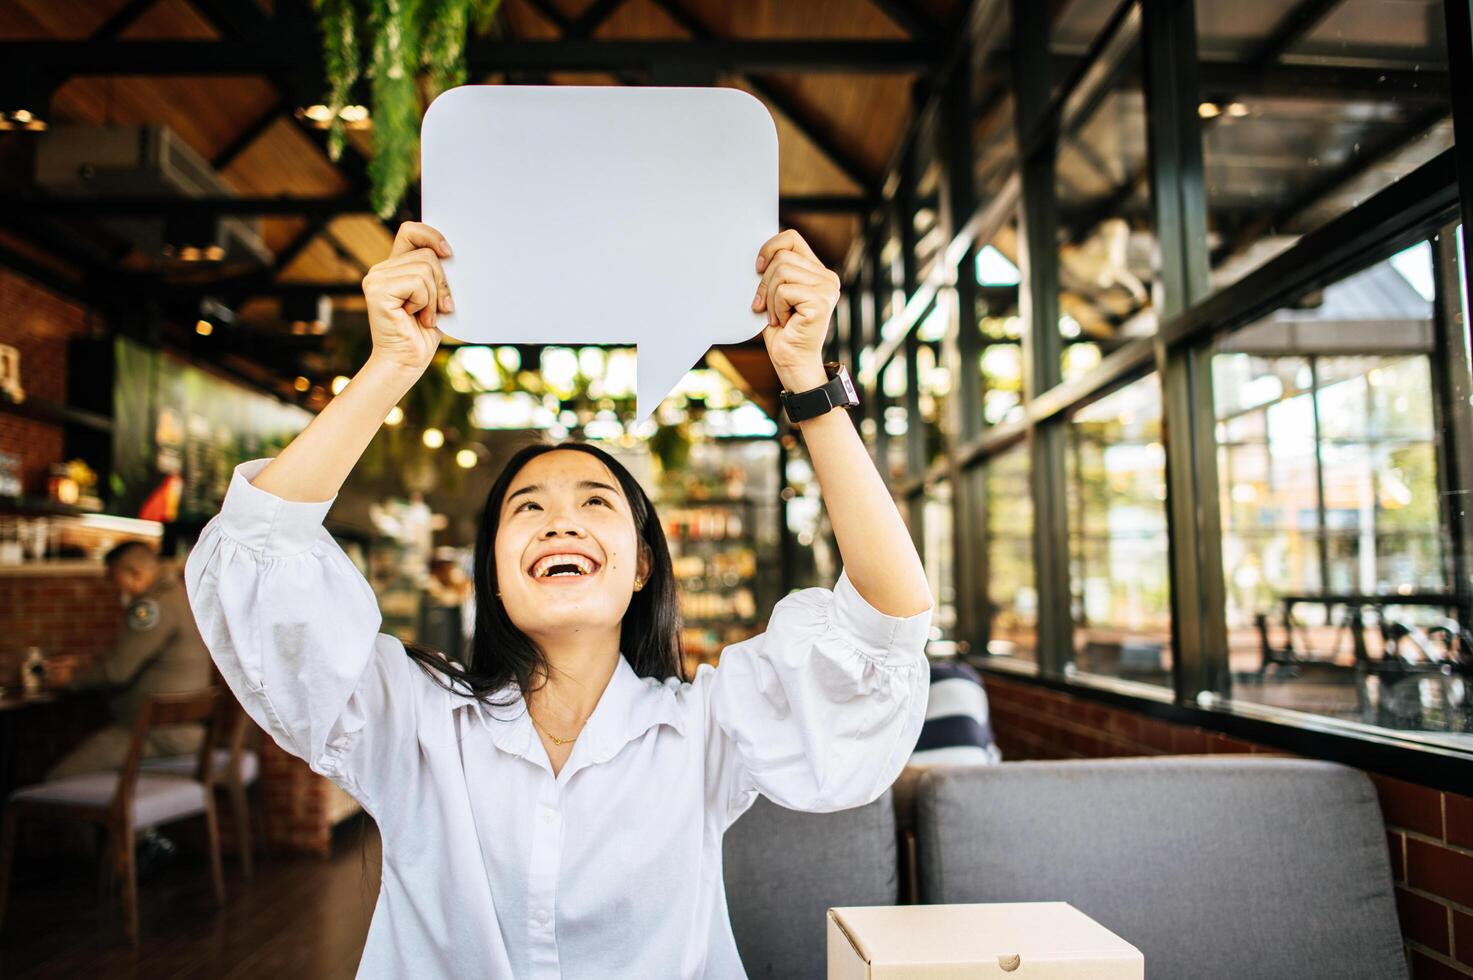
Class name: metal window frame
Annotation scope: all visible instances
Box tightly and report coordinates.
[854,0,1473,789]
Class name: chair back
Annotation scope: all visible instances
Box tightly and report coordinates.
[915,757,1407,980]
[116,688,225,817]
[723,791,898,980]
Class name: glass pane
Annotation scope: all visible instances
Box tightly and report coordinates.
[916,337,951,466]
[1067,374,1172,687]
[1055,39,1156,385]
[1212,243,1469,741]
[882,354,909,484]
[923,480,959,644]
[985,443,1037,663]
[1195,0,1452,293]
[976,217,1025,425]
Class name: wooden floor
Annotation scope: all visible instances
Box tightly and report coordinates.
[1,817,382,979]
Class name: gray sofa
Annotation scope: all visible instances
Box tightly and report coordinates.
[724,756,1407,980]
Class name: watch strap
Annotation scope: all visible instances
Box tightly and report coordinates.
[781,363,859,424]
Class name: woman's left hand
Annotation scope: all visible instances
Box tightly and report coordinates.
[753,229,841,391]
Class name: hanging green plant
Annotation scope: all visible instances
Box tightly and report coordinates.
[312,0,503,219]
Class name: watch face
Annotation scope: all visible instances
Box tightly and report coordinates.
[838,368,858,404]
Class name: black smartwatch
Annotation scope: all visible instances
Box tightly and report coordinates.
[780,362,860,424]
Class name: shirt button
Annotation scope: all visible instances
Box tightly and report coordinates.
[534,909,550,925]
[540,807,557,825]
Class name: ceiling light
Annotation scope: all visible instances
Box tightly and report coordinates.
[455,449,477,469]
[282,293,333,335]
[294,376,311,393]
[298,103,371,129]
[331,375,350,395]
[1198,102,1221,119]
[0,108,47,132]
[1226,102,1249,118]
[166,216,224,263]
[195,319,213,337]
[385,406,404,426]
[422,427,445,449]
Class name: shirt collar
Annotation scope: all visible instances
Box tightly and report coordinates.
[456,654,685,768]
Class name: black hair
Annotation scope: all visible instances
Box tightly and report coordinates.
[404,441,687,705]
[104,540,158,570]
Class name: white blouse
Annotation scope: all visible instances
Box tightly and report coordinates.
[184,459,931,980]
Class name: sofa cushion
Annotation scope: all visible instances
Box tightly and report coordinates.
[916,757,1406,980]
[725,790,897,980]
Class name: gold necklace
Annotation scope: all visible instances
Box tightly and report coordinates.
[531,714,582,746]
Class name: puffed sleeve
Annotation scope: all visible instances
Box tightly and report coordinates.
[183,459,432,807]
[701,569,931,827]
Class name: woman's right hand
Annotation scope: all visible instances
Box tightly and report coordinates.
[362,222,455,378]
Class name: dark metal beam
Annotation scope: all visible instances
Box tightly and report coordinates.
[211,96,291,171]
[1,39,941,75]
[987,56,1450,105]
[92,0,163,40]
[1011,0,1072,676]
[1442,0,1473,357]
[270,215,332,276]
[570,0,630,37]
[0,192,870,220]
[1248,0,1344,66]
[865,0,941,39]
[1142,0,1227,703]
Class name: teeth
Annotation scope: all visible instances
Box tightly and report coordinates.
[532,553,598,578]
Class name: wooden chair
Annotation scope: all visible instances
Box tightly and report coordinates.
[0,688,227,945]
[141,701,261,879]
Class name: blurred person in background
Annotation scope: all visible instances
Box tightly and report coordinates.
[421,548,473,664]
[50,541,214,875]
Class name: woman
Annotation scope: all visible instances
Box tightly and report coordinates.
[184,221,933,979]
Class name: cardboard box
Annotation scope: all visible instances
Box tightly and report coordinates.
[827,902,1143,979]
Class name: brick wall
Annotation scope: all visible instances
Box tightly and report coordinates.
[0,264,355,857]
[984,673,1473,979]
[0,266,94,496]
[0,572,121,685]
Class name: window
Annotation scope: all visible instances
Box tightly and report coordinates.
[882,354,910,485]
[1055,36,1156,384]
[1067,374,1172,687]
[923,480,959,645]
[1212,242,1468,741]
[1195,0,1452,293]
[984,443,1037,663]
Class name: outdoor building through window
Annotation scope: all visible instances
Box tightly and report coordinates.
[1212,241,1467,741]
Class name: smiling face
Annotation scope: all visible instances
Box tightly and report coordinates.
[493,449,650,645]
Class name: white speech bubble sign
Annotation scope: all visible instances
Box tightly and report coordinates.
[421,85,777,419]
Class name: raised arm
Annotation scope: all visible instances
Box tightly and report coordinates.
[183,222,456,810]
[753,230,932,618]
[251,222,454,503]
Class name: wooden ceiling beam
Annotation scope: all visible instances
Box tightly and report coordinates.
[645,0,885,195]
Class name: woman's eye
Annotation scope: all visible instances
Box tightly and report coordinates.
[515,500,541,513]
[585,496,610,508]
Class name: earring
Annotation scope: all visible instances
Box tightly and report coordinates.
[633,578,645,591]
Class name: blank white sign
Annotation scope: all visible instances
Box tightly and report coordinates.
[421,85,778,418]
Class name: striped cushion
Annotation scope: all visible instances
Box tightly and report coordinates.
[910,660,1002,766]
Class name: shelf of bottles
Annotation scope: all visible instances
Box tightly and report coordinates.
[653,438,778,677]
[664,498,760,675]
